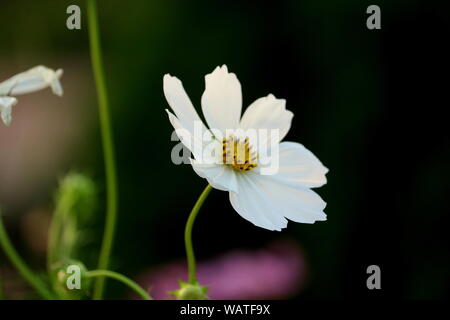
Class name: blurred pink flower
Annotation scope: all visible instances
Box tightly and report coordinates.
[138,240,307,300]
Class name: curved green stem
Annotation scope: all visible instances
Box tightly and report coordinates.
[185,185,213,284]
[0,212,53,299]
[87,0,119,299]
[86,270,151,300]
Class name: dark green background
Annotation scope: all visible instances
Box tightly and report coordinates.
[0,0,449,299]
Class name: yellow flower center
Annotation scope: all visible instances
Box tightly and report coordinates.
[222,136,258,172]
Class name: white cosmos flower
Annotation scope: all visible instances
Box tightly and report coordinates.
[164,65,328,231]
[0,66,63,126]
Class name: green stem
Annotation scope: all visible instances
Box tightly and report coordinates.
[47,204,66,271]
[185,185,213,284]
[47,197,75,272]
[87,0,119,300]
[0,212,53,299]
[86,270,151,300]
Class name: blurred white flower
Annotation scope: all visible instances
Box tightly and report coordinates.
[0,97,17,126]
[164,65,328,231]
[0,66,63,126]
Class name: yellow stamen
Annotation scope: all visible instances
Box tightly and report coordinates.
[222,136,258,172]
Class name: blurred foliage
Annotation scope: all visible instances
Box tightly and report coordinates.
[48,172,97,267]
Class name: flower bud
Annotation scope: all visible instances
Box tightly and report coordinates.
[55,172,97,224]
[48,173,97,266]
[50,260,90,299]
[171,281,208,300]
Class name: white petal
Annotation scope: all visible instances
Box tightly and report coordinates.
[230,172,326,231]
[230,173,288,231]
[0,66,63,96]
[0,97,17,126]
[239,94,293,143]
[264,141,328,188]
[190,159,239,193]
[163,74,208,137]
[201,65,242,132]
[166,109,204,160]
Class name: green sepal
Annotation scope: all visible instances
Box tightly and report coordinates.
[170,280,209,300]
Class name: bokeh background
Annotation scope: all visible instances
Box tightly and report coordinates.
[0,0,449,299]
